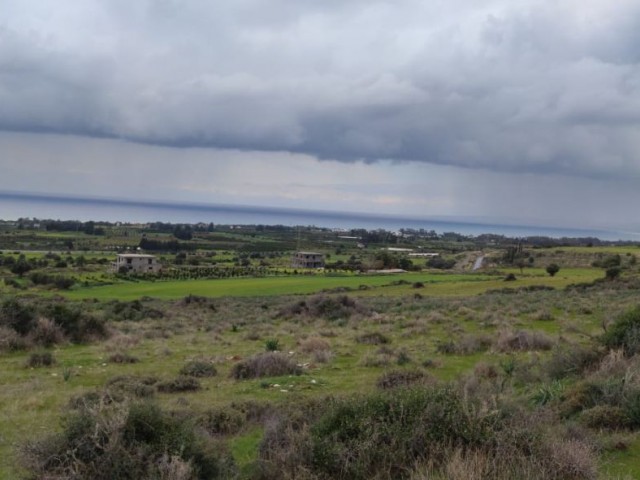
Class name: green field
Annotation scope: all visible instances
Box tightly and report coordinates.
[63,268,604,301]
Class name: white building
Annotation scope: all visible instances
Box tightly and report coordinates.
[291,251,325,269]
[113,254,162,273]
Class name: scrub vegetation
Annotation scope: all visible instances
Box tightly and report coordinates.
[1,219,640,478]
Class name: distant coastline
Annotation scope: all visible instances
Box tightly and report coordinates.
[0,191,637,241]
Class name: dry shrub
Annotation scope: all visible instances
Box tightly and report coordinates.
[299,337,330,354]
[27,317,65,347]
[425,312,446,324]
[179,360,217,378]
[104,375,159,400]
[0,325,29,351]
[592,349,628,380]
[108,352,140,364]
[474,362,498,379]
[544,438,597,480]
[312,350,334,364]
[494,329,554,353]
[230,352,302,379]
[359,352,394,368]
[546,343,602,380]
[157,376,201,393]
[376,370,433,390]
[156,454,194,480]
[105,333,140,351]
[25,352,56,368]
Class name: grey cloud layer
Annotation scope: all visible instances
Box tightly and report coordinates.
[1,0,640,177]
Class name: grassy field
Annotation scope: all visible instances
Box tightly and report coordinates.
[61,268,605,301]
[3,223,640,478]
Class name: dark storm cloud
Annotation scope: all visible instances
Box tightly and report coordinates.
[1,0,640,178]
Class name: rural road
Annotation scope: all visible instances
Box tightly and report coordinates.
[472,255,485,271]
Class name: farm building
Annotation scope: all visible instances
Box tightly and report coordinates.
[113,254,162,273]
[291,251,325,269]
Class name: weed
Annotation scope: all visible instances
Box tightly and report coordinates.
[265,339,280,352]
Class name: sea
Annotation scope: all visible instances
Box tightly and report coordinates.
[1,192,638,242]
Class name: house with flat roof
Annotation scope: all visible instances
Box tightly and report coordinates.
[291,251,325,269]
[113,254,162,273]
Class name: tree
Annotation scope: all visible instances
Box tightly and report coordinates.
[546,264,560,277]
[11,254,31,277]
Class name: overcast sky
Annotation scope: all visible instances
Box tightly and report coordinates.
[1,1,640,230]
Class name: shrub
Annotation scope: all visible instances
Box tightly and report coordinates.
[426,257,456,269]
[546,344,601,380]
[356,332,390,345]
[606,267,622,281]
[108,352,140,364]
[157,376,201,393]
[0,326,29,352]
[28,317,66,347]
[580,405,629,430]
[504,273,517,281]
[376,370,432,390]
[279,295,366,321]
[231,352,302,379]
[299,337,330,354]
[200,407,246,435]
[21,401,236,479]
[546,264,560,277]
[25,352,56,368]
[180,360,217,378]
[494,330,554,353]
[601,306,640,356]
[0,298,36,335]
[104,375,158,400]
[47,304,108,343]
[303,388,490,479]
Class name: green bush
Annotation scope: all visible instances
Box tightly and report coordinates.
[580,405,629,430]
[0,298,36,335]
[601,306,640,356]
[200,407,246,435]
[307,388,491,479]
[21,402,236,479]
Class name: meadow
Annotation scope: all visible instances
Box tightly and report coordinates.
[1,221,640,479]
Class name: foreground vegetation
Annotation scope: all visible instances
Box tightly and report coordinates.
[1,219,640,478]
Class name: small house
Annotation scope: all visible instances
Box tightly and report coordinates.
[113,254,162,273]
[291,251,325,269]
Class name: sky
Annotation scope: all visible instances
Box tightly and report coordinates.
[1,1,640,231]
